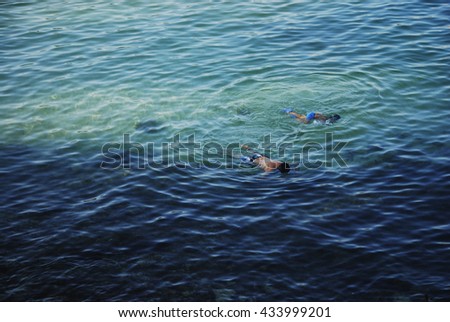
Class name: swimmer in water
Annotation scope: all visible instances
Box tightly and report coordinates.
[282,108,341,124]
[241,145,290,173]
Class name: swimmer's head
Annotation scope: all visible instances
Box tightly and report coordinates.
[329,114,341,122]
[277,162,290,174]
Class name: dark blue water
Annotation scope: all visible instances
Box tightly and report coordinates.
[1,1,450,301]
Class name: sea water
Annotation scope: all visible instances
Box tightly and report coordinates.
[1,0,449,300]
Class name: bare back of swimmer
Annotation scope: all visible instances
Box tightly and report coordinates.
[241,145,290,173]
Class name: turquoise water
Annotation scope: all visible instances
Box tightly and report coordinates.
[1,1,450,301]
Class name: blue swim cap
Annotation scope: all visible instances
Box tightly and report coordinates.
[306,112,316,121]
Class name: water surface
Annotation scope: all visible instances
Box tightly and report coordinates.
[1,0,450,301]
